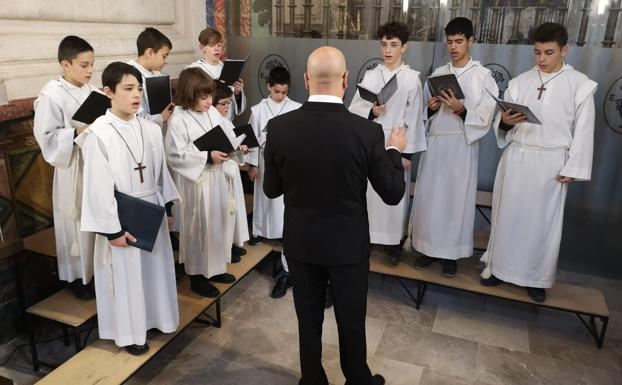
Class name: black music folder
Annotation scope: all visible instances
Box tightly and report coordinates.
[193,125,236,153]
[233,124,259,148]
[145,75,172,114]
[485,89,542,125]
[427,74,465,100]
[219,53,250,86]
[356,74,398,105]
[114,190,165,252]
[72,91,111,124]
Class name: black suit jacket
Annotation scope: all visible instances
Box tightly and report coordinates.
[263,101,405,265]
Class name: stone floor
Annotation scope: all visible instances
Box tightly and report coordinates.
[2,257,622,385]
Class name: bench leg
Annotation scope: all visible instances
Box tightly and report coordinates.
[397,279,427,310]
[195,299,222,328]
[62,326,70,346]
[576,313,609,349]
[26,314,39,372]
[73,327,82,352]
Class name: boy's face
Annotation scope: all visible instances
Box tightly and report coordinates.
[267,83,289,103]
[214,97,231,117]
[380,36,406,67]
[105,74,143,116]
[194,94,213,112]
[446,33,473,63]
[61,51,95,86]
[533,41,567,73]
[201,40,223,63]
[145,46,170,71]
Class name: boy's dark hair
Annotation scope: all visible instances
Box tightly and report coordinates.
[58,36,94,63]
[445,17,474,39]
[137,27,173,56]
[213,82,233,105]
[267,66,291,86]
[102,62,143,92]
[532,22,568,46]
[198,28,223,46]
[377,21,409,44]
[175,68,215,110]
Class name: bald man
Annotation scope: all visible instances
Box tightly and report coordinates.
[264,46,406,385]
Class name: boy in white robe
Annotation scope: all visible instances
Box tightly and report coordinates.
[33,36,97,300]
[186,28,246,122]
[247,67,301,298]
[408,17,498,277]
[213,83,251,260]
[480,23,597,303]
[165,68,242,298]
[349,21,426,265]
[128,27,174,128]
[79,62,180,355]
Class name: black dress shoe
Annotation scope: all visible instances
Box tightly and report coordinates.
[190,275,220,297]
[232,245,247,257]
[125,343,150,356]
[480,274,502,287]
[413,255,439,269]
[441,259,457,277]
[372,374,385,385]
[231,254,241,263]
[527,287,546,303]
[385,244,402,265]
[249,235,262,245]
[208,273,236,284]
[68,279,96,300]
[270,274,291,298]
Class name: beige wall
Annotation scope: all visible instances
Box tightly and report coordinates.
[0,0,207,101]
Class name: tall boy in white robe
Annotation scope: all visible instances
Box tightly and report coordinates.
[165,68,241,298]
[79,62,180,355]
[349,21,426,265]
[213,83,251,260]
[247,66,301,298]
[187,28,246,122]
[480,23,596,303]
[128,27,174,128]
[33,36,97,300]
[408,17,498,277]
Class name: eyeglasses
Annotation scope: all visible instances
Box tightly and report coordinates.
[217,101,231,107]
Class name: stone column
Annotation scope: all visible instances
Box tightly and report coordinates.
[275,0,285,37]
[576,0,592,46]
[288,0,297,36]
[602,0,622,47]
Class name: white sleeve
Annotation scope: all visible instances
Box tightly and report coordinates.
[403,75,427,153]
[164,116,208,183]
[463,74,499,144]
[33,95,75,168]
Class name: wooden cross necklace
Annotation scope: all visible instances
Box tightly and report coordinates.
[536,68,566,100]
[109,118,146,183]
[186,110,214,134]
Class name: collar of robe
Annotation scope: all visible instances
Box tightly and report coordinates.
[532,62,572,80]
[105,109,138,127]
[448,58,481,77]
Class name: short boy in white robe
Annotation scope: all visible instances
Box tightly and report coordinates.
[128,27,174,128]
[212,83,251,260]
[79,62,180,355]
[165,68,242,298]
[186,28,246,122]
[348,21,426,265]
[246,66,301,298]
[480,23,597,303]
[33,35,96,300]
[408,17,498,277]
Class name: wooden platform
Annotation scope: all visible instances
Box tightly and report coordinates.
[27,289,96,328]
[35,242,273,385]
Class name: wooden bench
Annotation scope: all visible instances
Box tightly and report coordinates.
[369,250,610,348]
[34,242,273,385]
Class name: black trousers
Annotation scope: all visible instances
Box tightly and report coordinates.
[286,256,372,385]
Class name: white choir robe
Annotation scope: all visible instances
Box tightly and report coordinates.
[349,63,426,245]
[481,64,596,288]
[164,107,244,278]
[187,59,247,121]
[247,97,301,239]
[409,60,498,259]
[79,110,180,347]
[127,60,164,128]
[33,77,96,284]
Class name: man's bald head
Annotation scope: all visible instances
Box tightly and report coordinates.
[305,46,348,97]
